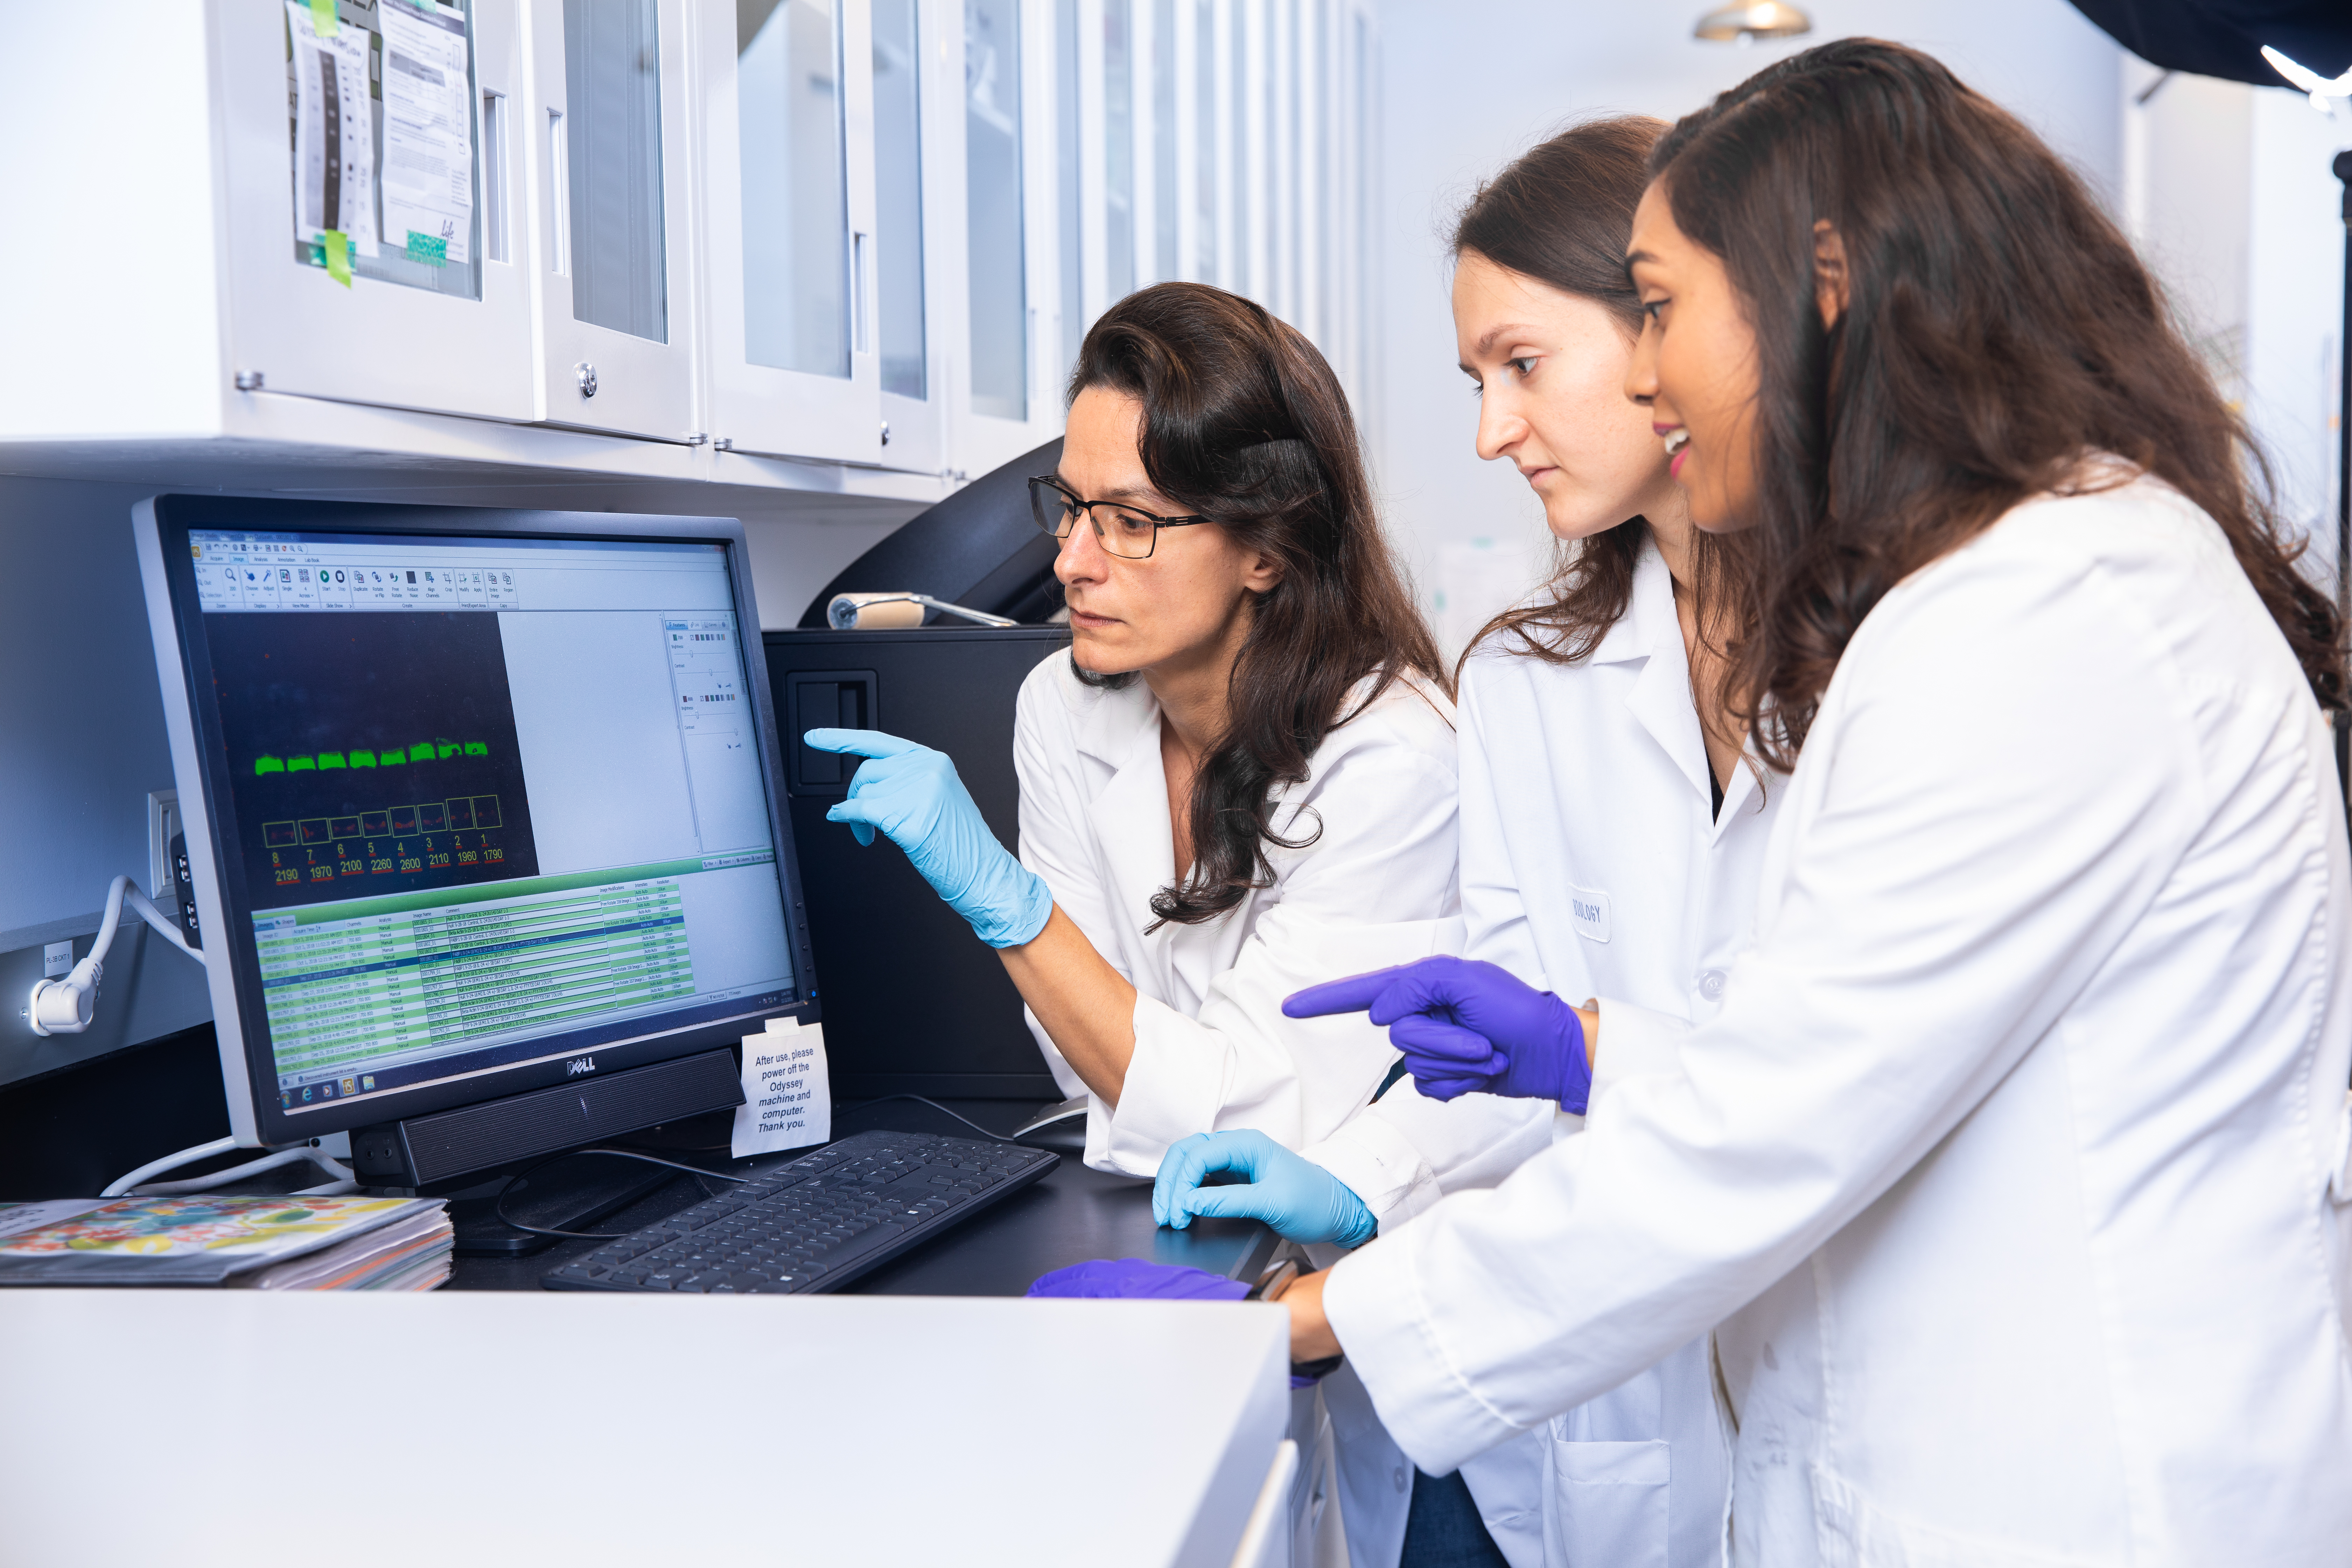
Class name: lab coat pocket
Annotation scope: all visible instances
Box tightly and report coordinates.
[1544,1436,1671,1568]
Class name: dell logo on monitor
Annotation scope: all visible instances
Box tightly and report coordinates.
[567,1057,597,1076]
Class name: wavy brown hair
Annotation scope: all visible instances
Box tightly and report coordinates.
[1452,117,1751,679]
[1650,39,2344,766]
[1068,283,1446,927]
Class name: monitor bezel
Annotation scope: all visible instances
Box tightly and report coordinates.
[135,494,821,1149]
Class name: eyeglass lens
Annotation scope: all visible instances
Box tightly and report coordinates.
[1029,480,1162,558]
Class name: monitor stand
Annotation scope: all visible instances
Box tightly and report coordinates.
[436,1151,684,1256]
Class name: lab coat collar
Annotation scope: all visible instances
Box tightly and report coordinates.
[1073,676,1181,952]
[1612,544,1716,807]
[1583,536,1680,667]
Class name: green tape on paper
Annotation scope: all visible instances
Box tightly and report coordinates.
[404,231,448,266]
[323,229,352,288]
[309,0,338,36]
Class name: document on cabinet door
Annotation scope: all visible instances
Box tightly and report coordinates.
[732,1017,832,1160]
[287,0,379,256]
[378,1,475,265]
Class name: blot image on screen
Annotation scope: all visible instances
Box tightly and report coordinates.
[206,611,542,906]
[186,528,797,1120]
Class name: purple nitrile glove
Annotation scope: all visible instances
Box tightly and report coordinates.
[1026,1258,1252,1300]
[1027,1258,1326,1388]
[1283,956,1592,1113]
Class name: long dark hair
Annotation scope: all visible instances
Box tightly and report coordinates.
[1650,39,2344,766]
[1451,117,1750,678]
[1068,282,1445,928]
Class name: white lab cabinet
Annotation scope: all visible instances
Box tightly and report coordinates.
[948,0,1068,479]
[216,0,538,424]
[699,0,886,465]
[0,0,1378,508]
[871,0,948,475]
[523,0,702,442]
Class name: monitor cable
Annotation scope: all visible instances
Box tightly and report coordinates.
[491,1147,751,1241]
[835,1094,1028,1145]
[28,874,202,1038]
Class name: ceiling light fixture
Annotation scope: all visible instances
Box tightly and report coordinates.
[1693,2,1813,43]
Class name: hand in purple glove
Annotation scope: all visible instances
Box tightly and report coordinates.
[1026,1258,1251,1300]
[1283,956,1592,1112]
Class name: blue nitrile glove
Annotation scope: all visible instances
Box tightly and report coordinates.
[1153,1130,1377,1248]
[803,728,1054,948]
[1026,1258,1251,1300]
[1283,956,1592,1113]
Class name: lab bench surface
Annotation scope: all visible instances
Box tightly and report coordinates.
[444,1097,1284,1297]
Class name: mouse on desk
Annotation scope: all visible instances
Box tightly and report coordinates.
[1013,1097,1088,1156]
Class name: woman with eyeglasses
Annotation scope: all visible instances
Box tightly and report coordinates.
[804,281,1485,1185]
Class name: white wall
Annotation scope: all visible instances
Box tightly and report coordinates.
[2124,66,2350,580]
[1367,0,2126,654]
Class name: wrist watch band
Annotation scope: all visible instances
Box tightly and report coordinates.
[1247,1259,1345,1381]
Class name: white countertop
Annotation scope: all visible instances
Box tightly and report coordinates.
[0,1290,1292,1568]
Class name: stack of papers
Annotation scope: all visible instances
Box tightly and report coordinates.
[0,1195,451,1289]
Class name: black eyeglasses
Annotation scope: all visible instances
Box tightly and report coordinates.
[1027,476,1209,560]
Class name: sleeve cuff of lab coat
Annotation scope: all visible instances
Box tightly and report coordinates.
[1298,1114,1440,1235]
[1586,997,1692,1107]
[1090,993,1230,1177]
[1321,1223,1525,1475]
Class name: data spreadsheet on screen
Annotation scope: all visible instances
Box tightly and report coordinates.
[188,529,795,1116]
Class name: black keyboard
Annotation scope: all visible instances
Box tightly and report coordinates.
[541,1130,1058,1295]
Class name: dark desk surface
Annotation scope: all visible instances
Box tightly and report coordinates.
[445,1098,1281,1296]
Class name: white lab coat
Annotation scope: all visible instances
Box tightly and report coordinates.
[1324,472,2352,1565]
[1299,540,1769,1568]
[1012,649,1464,1176]
[1011,648,1464,1568]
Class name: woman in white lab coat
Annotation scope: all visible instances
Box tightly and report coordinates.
[1160,119,1760,1568]
[1269,41,2352,1566]
[807,279,1460,1176]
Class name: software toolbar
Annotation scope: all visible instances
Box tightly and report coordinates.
[187,531,732,616]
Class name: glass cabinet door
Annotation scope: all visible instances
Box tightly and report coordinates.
[700,0,882,464]
[220,0,537,422]
[524,0,698,440]
[946,0,1065,478]
[874,0,944,472]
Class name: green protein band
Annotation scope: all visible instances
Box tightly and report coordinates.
[323,230,352,288]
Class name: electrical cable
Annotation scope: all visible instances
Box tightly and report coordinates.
[490,1147,749,1241]
[836,1094,1027,1145]
[101,1135,238,1197]
[105,1138,351,1198]
[30,875,202,1038]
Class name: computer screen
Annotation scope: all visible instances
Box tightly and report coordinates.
[138,499,814,1148]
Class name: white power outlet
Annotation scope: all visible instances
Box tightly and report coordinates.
[147,789,180,902]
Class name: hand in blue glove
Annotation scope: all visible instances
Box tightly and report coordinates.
[1283,956,1592,1113]
[803,728,1054,949]
[1153,1130,1377,1248]
[1026,1258,1250,1300]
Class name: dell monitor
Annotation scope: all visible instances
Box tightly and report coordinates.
[133,496,818,1202]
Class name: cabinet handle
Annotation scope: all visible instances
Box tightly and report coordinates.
[481,91,510,264]
[852,231,871,356]
[547,107,569,275]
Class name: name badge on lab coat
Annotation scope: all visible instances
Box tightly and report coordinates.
[1569,886,1611,944]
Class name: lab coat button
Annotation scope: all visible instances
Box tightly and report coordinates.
[1698,969,1727,1000]
[1393,1466,1408,1493]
